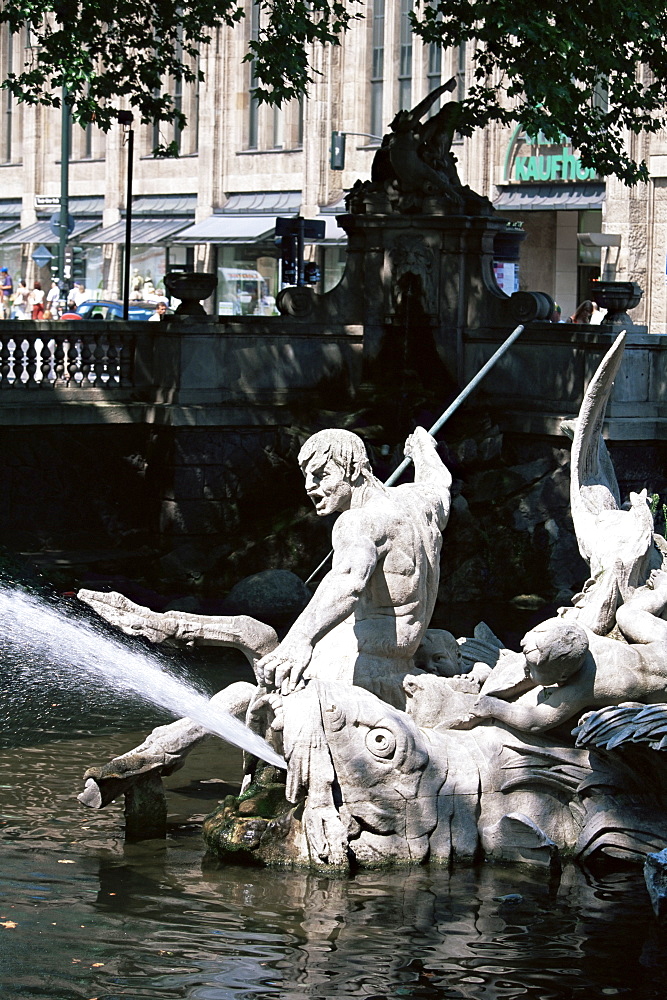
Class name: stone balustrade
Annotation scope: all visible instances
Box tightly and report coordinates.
[0,325,135,389]
[0,318,364,428]
[0,318,666,443]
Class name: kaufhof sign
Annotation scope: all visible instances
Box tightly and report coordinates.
[504,126,598,183]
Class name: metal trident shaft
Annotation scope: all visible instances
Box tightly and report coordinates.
[305,323,526,585]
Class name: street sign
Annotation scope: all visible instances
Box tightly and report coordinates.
[34,195,60,209]
[275,217,326,240]
[31,245,53,268]
[275,217,326,288]
[49,212,75,238]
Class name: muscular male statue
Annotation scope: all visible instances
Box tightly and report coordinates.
[258,426,452,706]
[78,425,452,763]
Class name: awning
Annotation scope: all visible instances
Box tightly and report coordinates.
[222,191,301,214]
[494,183,605,211]
[132,194,197,215]
[175,212,346,245]
[0,199,22,220]
[0,220,19,239]
[175,215,275,244]
[84,217,192,245]
[2,219,100,245]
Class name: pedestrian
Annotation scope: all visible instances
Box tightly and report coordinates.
[589,301,607,325]
[46,279,61,320]
[30,281,45,320]
[11,279,29,319]
[67,282,87,310]
[148,301,168,322]
[0,268,13,320]
[568,300,594,324]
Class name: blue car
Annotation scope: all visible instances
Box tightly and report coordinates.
[61,299,169,321]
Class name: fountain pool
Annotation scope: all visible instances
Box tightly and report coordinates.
[1,644,667,1000]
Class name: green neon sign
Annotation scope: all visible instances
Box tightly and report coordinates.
[514,151,597,182]
[503,124,598,183]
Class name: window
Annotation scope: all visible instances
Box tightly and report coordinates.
[426,2,443,110]
[296,98,304,148]
[248,1,260,149]
[189,57,200,154]
[427,43,442,99]
[453,41,466,140]
[1,29,22,163]
[149,43,199,156]
[592,79,608,115]
[3,29,13,162]
[398,0,413,111]
[82,121,93,159]
[370,0,384,138]
[577,209,602,303]
[72,84,94,160]
[272,104,283,150]
[456,41,466,101]
[173,38,183,154]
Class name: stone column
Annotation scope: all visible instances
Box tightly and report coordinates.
[301,42,329,218]
[602,130,653,326]
[197,27,228,220]
[103,121,124,298]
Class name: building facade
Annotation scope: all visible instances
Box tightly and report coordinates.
[0,8,666,327]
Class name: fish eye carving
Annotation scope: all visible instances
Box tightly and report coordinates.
[365,727,396,758]
[325,701,346,731]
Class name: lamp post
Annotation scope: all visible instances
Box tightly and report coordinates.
[58,87,70,292]
[118,110,134,321]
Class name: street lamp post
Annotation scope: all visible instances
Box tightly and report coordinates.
[58,88,70,292]
[118,110,134,321]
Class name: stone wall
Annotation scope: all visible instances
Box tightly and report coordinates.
[1,315,666,612]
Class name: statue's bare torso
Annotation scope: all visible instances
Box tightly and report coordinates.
[258,428,452,699]
[344,483,445,659]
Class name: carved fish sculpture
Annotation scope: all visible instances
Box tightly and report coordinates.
[205,679,667,869]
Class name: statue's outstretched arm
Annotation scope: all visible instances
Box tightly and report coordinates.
[403,426,452,527]
[407,77,456,124]
[452,689,581,735]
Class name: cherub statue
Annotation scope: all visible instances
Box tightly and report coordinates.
[452,568,667,735]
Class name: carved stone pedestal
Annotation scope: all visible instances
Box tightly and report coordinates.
[278,211,552,388]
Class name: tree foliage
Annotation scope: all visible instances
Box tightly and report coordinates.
[2,1,667,181]
[0,1,358,141]
[413,0,667,184]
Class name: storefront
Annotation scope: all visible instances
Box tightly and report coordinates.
[1,196,103,290]
[493,127,606,317]
[176,192,347,315]
[82,195,196,300]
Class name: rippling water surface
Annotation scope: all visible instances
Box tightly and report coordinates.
[2,649,667,999]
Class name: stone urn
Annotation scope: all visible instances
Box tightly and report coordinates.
[590,279,643,326]
[163,271,217,316]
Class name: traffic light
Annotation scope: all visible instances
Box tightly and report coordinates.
[330,131,346,170]
[71,246,85,283]
[304,261,321,284]
[281,233,298,286]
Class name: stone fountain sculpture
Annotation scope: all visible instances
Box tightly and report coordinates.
[78,333,667,869]
[346,77,493,218]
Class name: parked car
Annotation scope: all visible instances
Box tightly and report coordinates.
[60,300,170,321]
